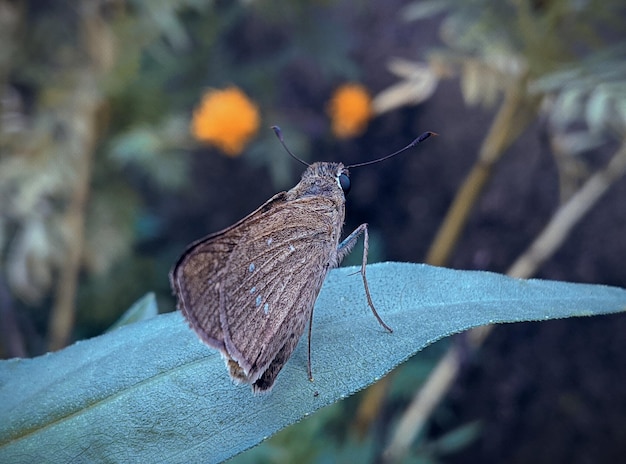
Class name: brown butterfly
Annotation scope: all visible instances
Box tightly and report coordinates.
[170,128,435,392]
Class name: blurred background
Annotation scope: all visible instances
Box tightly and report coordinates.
[1,0,625,462]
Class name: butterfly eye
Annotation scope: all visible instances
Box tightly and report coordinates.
[338,173,351,195]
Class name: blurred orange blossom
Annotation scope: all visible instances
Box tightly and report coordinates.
[327,83,373,138]
[190,87,260,156]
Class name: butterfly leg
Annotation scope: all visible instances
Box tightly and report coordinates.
[337,224,393,333]
[307,307,314,381]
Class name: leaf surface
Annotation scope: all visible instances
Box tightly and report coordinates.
[1,263,625,463]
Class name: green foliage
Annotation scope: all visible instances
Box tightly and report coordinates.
[1,1,369,345]
[530,44,626,134]
[2,263,625,463]
[400,0,626,128]
[0,0,221,333]
[404,0,623,65]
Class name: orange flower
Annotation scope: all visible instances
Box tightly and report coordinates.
[327,83,373,138]
[191,87,260,156]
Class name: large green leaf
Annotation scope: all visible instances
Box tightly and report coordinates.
[1,263,625,463]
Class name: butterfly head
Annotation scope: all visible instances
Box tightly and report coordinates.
[291,162,350,200]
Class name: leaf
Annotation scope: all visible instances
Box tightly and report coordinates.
[585,85,610,133]
[106,292,159,332]
[402,1,451,22]
[550,86,584,129]
[430,421,482,455]
[1,263,625,463]
[372,59,439,114]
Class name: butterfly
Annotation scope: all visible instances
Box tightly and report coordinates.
[170,128,435,392]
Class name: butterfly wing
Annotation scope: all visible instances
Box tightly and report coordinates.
[219,195,344,389]
[169,192,288,353]
[171,191,344,391]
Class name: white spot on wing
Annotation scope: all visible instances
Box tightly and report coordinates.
[249,263,255,273]
[263,303,269,314]
[267,238,273,245]
[255,295,262,307]
[289,244,295,252]
[250,287,256,294]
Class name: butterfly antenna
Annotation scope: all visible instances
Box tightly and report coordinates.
[272,126,310,167]
[347,131,437,169]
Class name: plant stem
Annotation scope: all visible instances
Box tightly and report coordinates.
[47,74,99,351]
[426,78,539,266]
[47,7,112,350]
